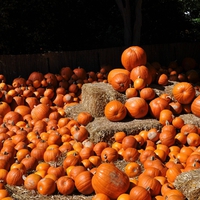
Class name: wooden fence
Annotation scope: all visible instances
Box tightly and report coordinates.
[0,42,200,83]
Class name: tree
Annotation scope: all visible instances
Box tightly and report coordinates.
[115,0,142,46]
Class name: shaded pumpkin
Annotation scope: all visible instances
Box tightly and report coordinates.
[110,73,131,92]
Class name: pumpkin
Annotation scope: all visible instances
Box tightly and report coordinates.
[149,97,170,119]
[159,109,174,125]
[139,87,156,101]
[92,193,111,200]
[24,173,42,190]
[37,177,56,195]
[57,176,75,195]
[0,102,11,117]
[125,87,138,99]
[107,68,130,84]
[157,73,168,86]
[92,163,130,199]
[6,168,24,186]
[121,46,147,71]
[31,103,50,121]
[110,73,131,92]
[124,162,141,178]
[104,100,127,122]
[122,147,139,162]
[100,147,118,162]
[77,111,93,126]
[130,65,152,85]
[125,97,148,118]
[172,82,195,104]
[129,185,151,200]
[191,95,200,117]
[138,174,162,196]
[74,170,94,195]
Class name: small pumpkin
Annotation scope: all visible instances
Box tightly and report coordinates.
[125,97,148,119]
[57,176,75,195]
[172,82,195,104]
[37,177,56,195]
[110,73,131,92]
[129,185,151,200]
[104,100,127,122]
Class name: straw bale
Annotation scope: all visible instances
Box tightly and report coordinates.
[86,116,162,144]
[5,184,93,200]
[81,82,126,117]
[174,169,200,200]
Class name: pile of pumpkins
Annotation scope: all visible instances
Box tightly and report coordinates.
[0,45,199,200]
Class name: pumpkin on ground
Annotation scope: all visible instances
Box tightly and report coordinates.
[92,163,130,199]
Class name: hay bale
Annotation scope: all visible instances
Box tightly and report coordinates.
[86,116,162,144]
[5,184,93,200]
[174,169,200,200]
[81,82,126,117]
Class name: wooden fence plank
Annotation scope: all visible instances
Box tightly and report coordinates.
[0,42,199,84]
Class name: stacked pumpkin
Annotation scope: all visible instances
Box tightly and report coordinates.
[105,45,200,122]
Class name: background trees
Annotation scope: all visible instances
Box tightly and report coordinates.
[0,0,199,55]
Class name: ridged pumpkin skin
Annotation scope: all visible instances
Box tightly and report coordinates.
[104,100,127,122]
[121,46,147,71]
[172,82,195,104]
[191,95,200,117]
[125,97,148,119]
[92,163,130,199]
[107,68,130,84]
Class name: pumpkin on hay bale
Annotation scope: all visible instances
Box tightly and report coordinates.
[65,82,126,119]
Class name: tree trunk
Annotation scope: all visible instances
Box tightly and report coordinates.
[115,0,132,47]
[133,0,142,45]
[115,0,142,46]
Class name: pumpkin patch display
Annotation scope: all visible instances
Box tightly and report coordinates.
[0,54,200,200]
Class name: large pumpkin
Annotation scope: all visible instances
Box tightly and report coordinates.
[172,82,195,104]
[91,163,130,199]
[191,95,200,117]
[125,97,148,118]
[121,46,147,71]
[104,100,127,122]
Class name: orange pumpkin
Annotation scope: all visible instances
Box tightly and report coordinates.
[107,68,130,84]
[104,100,127,122]
[125,97,148,118]
[172,82,195,104]
[191,95,200,117]
[37,177,56,195]
[130,65,152,85]
[56,176,75,195]
[110,73,131,92]
[121,46,147,71]
[129,185,151,200]
[92,163,130,199]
